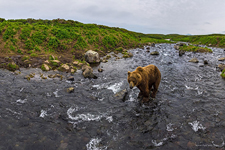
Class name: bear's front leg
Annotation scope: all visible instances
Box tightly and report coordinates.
[142,97,150,103]
[141,89,150,102]
[138,92,143,98]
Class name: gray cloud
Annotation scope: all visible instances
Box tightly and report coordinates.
[1,0,225,35]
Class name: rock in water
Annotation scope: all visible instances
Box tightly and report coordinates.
[217,64,225,71]
[114,89,128,102]
[82,65,97,79]
[67,76,74,81]
[67,87,74,93]
[150,51,159,55]
[189,58,199,63]
[179,50,185,56]
[204,60,208,64]
[218,57,225,61]
[174,45,180,50]
[98,68,103,72]
[85,50,100,64]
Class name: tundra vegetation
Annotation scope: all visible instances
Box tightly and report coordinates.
[0,18,225,72]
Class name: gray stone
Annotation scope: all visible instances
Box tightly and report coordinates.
[98,68,103,72]
[217,64,225,71]
[82,65,97,79]
[61,64,70,70]
[174,45,180,50]
[218,57,225,61]
[204,60,208,64]
[189,58,199,63]
[150,51,159,55]
[179,50,185,56]
[114,89,128,101]
[67,87,74,93]
[67,76,74,81]
[42,64,50,71]
[84,50,100,64]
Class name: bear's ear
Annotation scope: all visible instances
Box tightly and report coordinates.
[136,66,143,72]
[128,71,131,76]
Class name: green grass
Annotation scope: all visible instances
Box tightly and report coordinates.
[7,63,19,71]
[180,45,213,53]
[221,69,225,79]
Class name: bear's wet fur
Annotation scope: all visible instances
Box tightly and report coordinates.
[127,64,161,102]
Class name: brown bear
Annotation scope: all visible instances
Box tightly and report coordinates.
[127,64,161,102]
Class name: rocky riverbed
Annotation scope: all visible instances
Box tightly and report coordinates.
[0,43,225,150]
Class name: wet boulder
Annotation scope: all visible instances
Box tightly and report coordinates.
[113,89,128,102]
[179,50,185,56]
[217,64,225,71]
[177,42,186,46]
[98,68,103,72]
[67,76,74,81]
[174,45,180,50]
[67,87,74,93]
[189,58,199,63]
[218,57,225,61]
[204,60,208,64]
[82,65,97,79]
[150,51,159,55]
[84,50,100,64]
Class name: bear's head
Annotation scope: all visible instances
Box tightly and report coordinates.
[127,67,143,89]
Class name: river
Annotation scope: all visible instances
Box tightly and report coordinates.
[0,43,225,150]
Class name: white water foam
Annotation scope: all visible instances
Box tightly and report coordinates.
[189,121,206,132]
[20,88,24,92]
[67,107,113,123]
[86,138,107,150]
[40,110,47,118]
[166,123,174,132]
[53,89,61,97]
[152,140,163,147]
[93,81,124,94]
[16,99,27,104]
[46,93,51,97]
[185,85,198,90]
[107,82,123,94]
[152,134,176,147]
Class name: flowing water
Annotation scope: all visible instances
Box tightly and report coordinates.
[0,43,225,150]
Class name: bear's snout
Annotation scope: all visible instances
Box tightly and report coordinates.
[129,82,134,89]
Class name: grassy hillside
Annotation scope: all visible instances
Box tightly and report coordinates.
[0,18,224,72]
[0,18,171,60]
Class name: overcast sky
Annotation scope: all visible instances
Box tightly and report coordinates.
[1,0,225,35]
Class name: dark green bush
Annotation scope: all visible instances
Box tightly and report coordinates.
[48,36,60,48]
